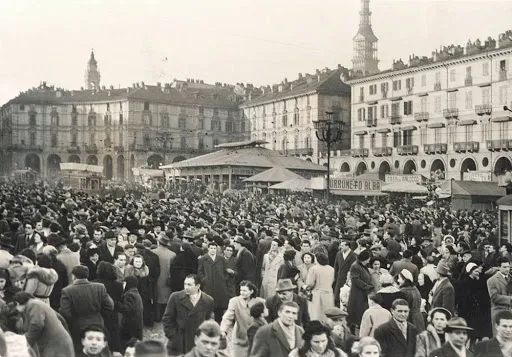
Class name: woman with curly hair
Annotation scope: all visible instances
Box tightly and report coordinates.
[289,320,346,357]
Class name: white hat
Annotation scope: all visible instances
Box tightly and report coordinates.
[400,269,414,282]
[465,262,478,274]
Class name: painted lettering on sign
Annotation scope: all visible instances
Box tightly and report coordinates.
[385,174,423,184]
[329,179,382,191]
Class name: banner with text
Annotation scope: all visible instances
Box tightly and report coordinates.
[385,174,424,184]
[330,178,382,191]
[463,171,492,182]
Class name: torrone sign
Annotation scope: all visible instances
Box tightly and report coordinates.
[329,178,382,191]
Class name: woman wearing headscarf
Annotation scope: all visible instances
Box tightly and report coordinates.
[397,269,425,332]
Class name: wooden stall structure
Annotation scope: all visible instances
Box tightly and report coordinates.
[60,162,103,194]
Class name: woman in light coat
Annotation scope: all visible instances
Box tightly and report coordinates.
[23,254,58,305]
[259,239,284,299]
[306,252,334,322]
[220,280,265,357]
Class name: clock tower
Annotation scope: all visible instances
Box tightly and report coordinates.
[85,50,101,90]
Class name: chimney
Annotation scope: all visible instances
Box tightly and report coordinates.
[298,73,302,79]
[110,85,114,90]
[102,86,106,90]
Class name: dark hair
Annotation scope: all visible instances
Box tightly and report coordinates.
[301,252,315,264]
[497,256,511,267]
[495,310,512,326]
[273,238,284,247]
[391,298,409,310]
[358,250,371,262]
[20,249,36,265]
[113,251,126,261]
[97,261,118,281]
[80,325,106,340]
[283,249,296,261]
[316,253,329,266]
[368,293,383,305]
[36,253,53,269]
[12,292,34,305]
[298,321,340,357]
[207,241,218,249]
[278,301,299,312]
[135,340,166,356]
[195,320,222,338]
[124,337,139,349]
[250,302,265,318]
[185,274,201,286]
[403,250,413,259]
[240,280,258,298]
[445,245,457,255]
[0,268,9,281]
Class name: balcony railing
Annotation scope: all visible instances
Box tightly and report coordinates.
[443,108,459,119]
[487,139,511,151]
[366,118,377,127]
[423,143,448,154]
[434,82,442,91]
[67,146,80,154]
[500,70,507,81]
[389,115,402,125]
[475,104,492,116]
[8,144,43,152]
[84,145,98,154]
[397,145,419,155]
[351,148,369,157]
[464,77,473,86]
[278,148,313,156]
[454,141,479,153]
[372,147,393,156]
[414,112,429,122]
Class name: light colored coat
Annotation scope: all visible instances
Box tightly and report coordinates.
[260,252,284,299]
[220,295,265,357]
[151,245,176,304]
[487,271,512,334]
[359,304,392,337]
[415,324,442,357]
[250,320,303,357]
[24,266,59,305]
[306,264,334,322]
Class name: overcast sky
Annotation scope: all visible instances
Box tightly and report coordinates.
[0,0,511,104]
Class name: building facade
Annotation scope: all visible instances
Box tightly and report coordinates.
[240,67,352,161]
[0,57,248,180]
[334,33,512,181]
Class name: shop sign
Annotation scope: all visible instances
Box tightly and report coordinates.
[385,174,423,184]
[463,171,492,182]
[329,178,382,191]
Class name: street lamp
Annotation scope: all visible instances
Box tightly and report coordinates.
[314,111,343,202]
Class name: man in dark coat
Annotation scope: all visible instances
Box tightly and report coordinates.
[232,236,256,285]
[265,278,310,326]
[162,274,214,356]
[429,317,474,357]
[198,241,231,323]
[475,310,512,357]
[250,301,304,357]
[374,299,418,357]
[389,250,419,280]
[333,239,357,307]
[183,320,224,357]
[59,265,114,353]
[430,263,455,316]
[16,220,39,254]
[347,250,374,329]
[97,230,124,264]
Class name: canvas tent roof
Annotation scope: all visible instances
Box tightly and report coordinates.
[244,167,304,183]
[382,182,428,194]
[60,163,103,173]
[269,178,311,191]
[451,180,505,197]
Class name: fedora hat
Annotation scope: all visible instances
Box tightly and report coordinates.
[157,235,171,247]
[445,317,473,332]
[436,262,451,276]
[275,279,296,292]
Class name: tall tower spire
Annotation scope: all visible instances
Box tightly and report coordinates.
[85,49,101,90]
[352,0,379,75]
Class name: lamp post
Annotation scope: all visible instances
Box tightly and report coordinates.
[314,111,343,202]
[155,132,173,167]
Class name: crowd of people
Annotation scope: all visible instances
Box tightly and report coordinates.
[0,177,508,357]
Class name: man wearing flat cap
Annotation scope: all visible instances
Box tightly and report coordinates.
[324,307,356,353]
[59,265,114,353]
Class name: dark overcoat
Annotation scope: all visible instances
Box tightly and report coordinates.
[235,248,256,285]
[118,287,144,343]
[249,319,304,357]
[197,254,229,309]
[162,290,214,355]
[333,250,357,305]
[430,278,455,316]
[400,285,425,332]
[474,338,505,357]
[428,342,474,357]
[265,293,310,326]
[347,260,374,327]
[374,319,418,357]
[94,276,124,353]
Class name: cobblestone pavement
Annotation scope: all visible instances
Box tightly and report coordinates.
[143,322,167,343]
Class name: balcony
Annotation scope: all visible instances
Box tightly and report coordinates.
[454,141,479,153]
[84,145,98,154]
[113,145,124,153]
[351,148,369,157]
[389,115,402,125]
[443,108,459,119]
[434,82,442,91]
[372,147,393,156]
[8,144,43,152]
[67,146,80,154]
[464,77,473,86]
[499,70,508,81]
[366,118,377,127]
[278,148,313,156]
[487,139,511,151]
[382,91,388,99]
[397,145,419,155]
[424,144,447,154]
[414,112,429,122]
[475,104,492,116]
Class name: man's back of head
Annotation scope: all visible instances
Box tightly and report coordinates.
[134,340,166,357]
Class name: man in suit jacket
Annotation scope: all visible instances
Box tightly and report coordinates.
[333,239,357,306]
[162,274,215,356]
[59,265,114,352]
[374,299,418,357]
[487,257,512,335]
[250,301,304,357]
[16,220,38,254]
[428,317,474,357]
[233,236,257,285]
[98,230,124,264]
[475,310,512,357]
[389,250,419,280]
[429,263,455,316]
[265,279,310,326]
